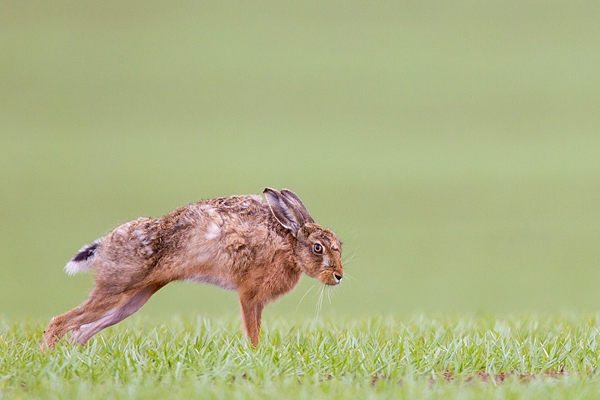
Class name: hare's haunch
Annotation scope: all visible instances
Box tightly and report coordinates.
[42,188,344,349]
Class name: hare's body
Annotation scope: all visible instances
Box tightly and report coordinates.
[78,195,296,293]
[42,189,343,349]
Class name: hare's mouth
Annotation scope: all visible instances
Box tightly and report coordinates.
[320,273,343,286]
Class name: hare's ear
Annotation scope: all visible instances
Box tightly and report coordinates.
[280,189,315,225]
[264,188,312,236]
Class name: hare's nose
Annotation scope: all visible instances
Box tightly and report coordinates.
[333,273,343,283]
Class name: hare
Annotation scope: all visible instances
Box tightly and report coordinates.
[41,188,344,349]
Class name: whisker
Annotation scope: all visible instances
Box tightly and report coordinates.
[343,272,357,282]
[343,246,360,265]
[326,287,333,307]
[296,284,315,311]
[344,222,355,233]
[343,257,360,266]
[315,285,325,320]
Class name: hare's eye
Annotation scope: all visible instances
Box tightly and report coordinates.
[313,243,323,254]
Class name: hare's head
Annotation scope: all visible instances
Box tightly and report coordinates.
[264,188,344,286]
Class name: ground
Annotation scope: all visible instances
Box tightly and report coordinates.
[2,314,600,399]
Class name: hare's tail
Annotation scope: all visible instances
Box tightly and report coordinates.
[65,240,101,275]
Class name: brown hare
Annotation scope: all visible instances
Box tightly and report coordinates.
[42,188,344,349]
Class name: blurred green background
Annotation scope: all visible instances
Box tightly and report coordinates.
[1,1,599,321]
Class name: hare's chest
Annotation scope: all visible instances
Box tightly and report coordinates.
[260,265,303,302]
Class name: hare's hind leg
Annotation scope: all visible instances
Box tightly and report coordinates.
[42,284,160,349]
[71,284,161,344]
[42,287,122,349]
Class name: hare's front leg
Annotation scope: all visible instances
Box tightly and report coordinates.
[238,293,264,347]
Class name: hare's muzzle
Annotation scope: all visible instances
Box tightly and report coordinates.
[323,272,343,286]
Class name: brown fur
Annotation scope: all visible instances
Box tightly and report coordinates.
[41,188,344,349]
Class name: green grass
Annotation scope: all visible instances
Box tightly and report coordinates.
[3,314,600,399]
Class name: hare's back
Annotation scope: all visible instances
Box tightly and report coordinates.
[203,194,267,215]
[196,194,273,236]
[187,194,284,264]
